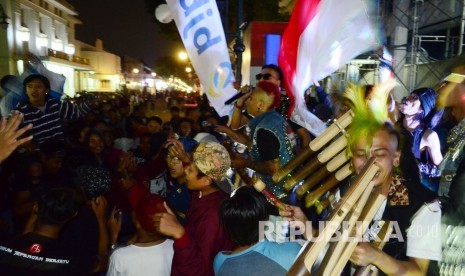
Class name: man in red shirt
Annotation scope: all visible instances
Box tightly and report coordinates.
[154,141,235,276]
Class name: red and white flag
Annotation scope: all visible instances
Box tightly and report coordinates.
[279,0,381,136]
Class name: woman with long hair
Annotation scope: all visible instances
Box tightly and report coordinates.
[400,87,443,193]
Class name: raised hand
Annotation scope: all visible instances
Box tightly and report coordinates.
[164,139,189,164]
[214,125,231,135]
[230,153,248,169]
[0,112,33,163]
[153,202,185,239]
[91,195,108,222]
[235,88,252,109]
[107,206,122,244]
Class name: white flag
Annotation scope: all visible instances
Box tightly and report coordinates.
[165,0,236,117]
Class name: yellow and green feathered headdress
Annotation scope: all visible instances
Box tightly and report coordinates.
[344,79,397,156]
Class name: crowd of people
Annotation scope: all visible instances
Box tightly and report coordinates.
[0,60,463,276]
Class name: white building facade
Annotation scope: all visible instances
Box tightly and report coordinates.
[0,0,122,97]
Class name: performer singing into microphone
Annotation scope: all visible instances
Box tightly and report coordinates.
[230,81,298,201]
[227,64,311,151]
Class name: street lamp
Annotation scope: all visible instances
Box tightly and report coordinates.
[233,0,245,85]
[133,68,139,74]
[0,3,9,30]
[178,51,188,61]
[178,51,194,82]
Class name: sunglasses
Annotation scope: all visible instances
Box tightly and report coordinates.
[255,73,277,81]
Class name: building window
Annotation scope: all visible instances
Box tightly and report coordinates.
[39,0,48,10]
[101,80,110,89]
[87,78,95,89]
[21,11,26,27]
[54,8,62,17]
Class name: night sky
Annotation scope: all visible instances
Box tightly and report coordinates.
[67,0,179,67]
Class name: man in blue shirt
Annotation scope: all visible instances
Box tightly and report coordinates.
[214,186,301,275]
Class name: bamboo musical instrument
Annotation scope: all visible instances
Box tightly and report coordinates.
[330,193,387,275]
[272,110,354,184]
[296,151,350,199]
[253,179,287,211]
[283,135,348,192]
[234,167,287,212]
[287,157,379,275]
[305,163,353,209]
[353,221,394,276]
[314,193,335,215]
[316,181,376,275]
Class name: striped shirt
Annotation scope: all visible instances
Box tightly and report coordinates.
[14,97,91,145]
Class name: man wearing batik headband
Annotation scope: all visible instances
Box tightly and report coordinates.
[154,141,235,276]
[431,70,465,275]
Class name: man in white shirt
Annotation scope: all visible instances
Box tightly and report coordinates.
[107,194,174,276]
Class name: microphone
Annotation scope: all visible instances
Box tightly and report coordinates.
[225,85,254,105]
[224,91,245,105]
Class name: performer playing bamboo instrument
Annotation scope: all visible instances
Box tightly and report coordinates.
[281,82,441,275]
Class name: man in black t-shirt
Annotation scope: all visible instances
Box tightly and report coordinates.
[0,231,83,276]
[0,187,90,275]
